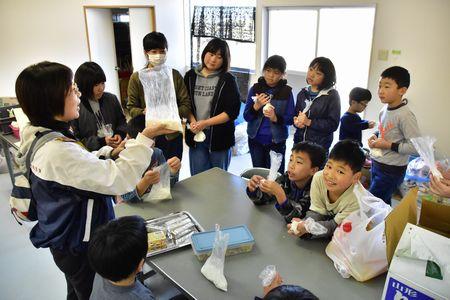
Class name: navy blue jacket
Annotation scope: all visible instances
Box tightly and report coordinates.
[294,87,341,152]
[339,112,369,146]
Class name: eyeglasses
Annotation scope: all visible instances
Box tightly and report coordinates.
[72,83,82,97]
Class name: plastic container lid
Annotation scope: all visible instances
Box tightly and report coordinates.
[342,222,352,233]
[191,225,254,254]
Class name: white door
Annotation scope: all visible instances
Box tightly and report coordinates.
[129,8,154,72]
[85,8,120,99]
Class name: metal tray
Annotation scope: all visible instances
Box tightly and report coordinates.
[145,211,204,257]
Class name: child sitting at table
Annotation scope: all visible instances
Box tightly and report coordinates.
[287,140,365,239]
[88,215,155,299]
[255,271,318,300]
[246,141,326,223]
[121,114,181,202]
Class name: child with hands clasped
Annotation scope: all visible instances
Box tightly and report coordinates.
[246,142,326,223]
[368,66,420,204]
[244,55,295,173]
[293,57,340,154]
[287,140,365,239]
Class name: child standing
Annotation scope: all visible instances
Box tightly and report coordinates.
[88,216,155,299]
[246,141,326,223]
[293,57,340,154]
[368,66,420,204]
[244,55,295,173]
[184,38,241,176]
[287,140,365,239]
[339,87,375,146]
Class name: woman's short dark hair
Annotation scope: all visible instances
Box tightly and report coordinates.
[309,57,337,90]
[74,62,106,101]
[201,38,231,73]
[88,215,148,282]
[143,31,168,51]
[15,61,72,126]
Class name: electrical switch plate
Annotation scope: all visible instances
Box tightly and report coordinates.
[378,49,389,61]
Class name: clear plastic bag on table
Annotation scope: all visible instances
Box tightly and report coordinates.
[143,163,172,203]
[411,136,442,179]
[303,218,328,235]
[259,265,277,287]
[138,65,183,132]
[325,183,392,281]
[268,151,283,181]
[201,224,229,291]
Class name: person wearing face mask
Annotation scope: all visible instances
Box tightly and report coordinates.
[71,62,127,151]
[127,31,191,160]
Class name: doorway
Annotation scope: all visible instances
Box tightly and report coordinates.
[84,6,155,112]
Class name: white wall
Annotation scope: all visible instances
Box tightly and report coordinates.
[256,0,450,155]
[0,0,187,96]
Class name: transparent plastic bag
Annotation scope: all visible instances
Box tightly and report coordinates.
[201,224,229,291]
[325,184,392,281]
[268,151,283,181]
[143,163,172,202]
[303,218,328,235]
[259,265,277,287]
[232,123,249,156]
[411,136,442,179]
[138,65,183,132]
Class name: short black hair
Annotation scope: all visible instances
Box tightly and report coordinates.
[201,38,230,73]
[88,216,148,282]
[264,284,318,300]
[309,57,336,90]
[127,114,145,139]
[15,61,72,127]
[349,87,372,105]
[329,140,365,173]
[143,31,168,51]
[292,141,327,170]
[381,66,410,88]
[264,55,287,73]
[74,62,106,101]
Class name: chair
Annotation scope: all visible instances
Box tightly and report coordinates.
[240,167,282,181]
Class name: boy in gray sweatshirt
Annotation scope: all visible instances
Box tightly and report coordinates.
[368,66,420,204]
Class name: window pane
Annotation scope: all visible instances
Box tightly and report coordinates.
[268,9,317,72]
[317,7,376,116]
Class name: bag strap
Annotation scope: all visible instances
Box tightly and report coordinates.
[24,131,64,180]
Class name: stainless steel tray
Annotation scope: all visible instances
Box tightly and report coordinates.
[145,211,204,257]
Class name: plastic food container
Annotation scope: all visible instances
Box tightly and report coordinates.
[190,225,255,261]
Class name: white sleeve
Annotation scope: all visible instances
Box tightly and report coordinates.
[33,133,154,196]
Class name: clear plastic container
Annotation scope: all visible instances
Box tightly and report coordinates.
[191,225,255,261]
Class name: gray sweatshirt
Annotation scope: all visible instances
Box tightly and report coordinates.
[193,66,220,122]
[371,100,420,166]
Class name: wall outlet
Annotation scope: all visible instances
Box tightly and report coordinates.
[378,49,389,61]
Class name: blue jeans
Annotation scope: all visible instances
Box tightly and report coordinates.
[248,138,286,174]
[369,162,406,205]
[189,136,231,176]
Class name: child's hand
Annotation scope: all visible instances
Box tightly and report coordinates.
[142,169,160,185]
[247,175,264,192]
[367,134,377,148]
[191,120,208,134]
[430,173,450,198]
[437,162,450,180]
[297,112,311,127]
[253,93,271,111]
[259,179,284,199]
[369,138,391,149]
[368,121,376,129]
[110,140,126,158]
[167,157,181,174]
[263,272,283,297]
[262,105,277,122]
[287,218,307,237]
[293,116,305,128]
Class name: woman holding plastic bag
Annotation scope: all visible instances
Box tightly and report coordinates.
[184,38,241,175]
[127,31,192,160]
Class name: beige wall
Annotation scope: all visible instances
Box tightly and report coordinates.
[256,0,450,155]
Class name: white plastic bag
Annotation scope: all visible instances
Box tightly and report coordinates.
[325,184,392,281]
[143,163,172,202]
[232,123,249,156]
[201,224,229,291]
[289,218,327,236]
[268,151,283,181]
[138,65,183,132]
[411,136,442,179]
[258,265,277,287]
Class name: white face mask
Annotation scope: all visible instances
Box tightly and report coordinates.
[147,53,167,66]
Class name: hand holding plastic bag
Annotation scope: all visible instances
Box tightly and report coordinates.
[303,218,328,235]
[201,224,229,291]
[411,136,442,179]
[268,151,283,181]
[143,163,171,202]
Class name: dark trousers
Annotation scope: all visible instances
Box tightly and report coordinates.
[155,133,183,160]
[248,138,286,174]
[369,161,406,205]
[50,248,95,300]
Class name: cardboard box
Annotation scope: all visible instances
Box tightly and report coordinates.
[382,188,450,299]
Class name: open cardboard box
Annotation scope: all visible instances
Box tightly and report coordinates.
[382,187,450,299]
